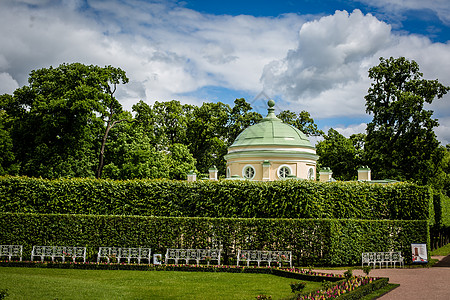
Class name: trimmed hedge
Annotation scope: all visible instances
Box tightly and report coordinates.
[0,212,428,266]
[433,192,450,228]
[0,176,432,220]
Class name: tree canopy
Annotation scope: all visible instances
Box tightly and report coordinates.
[316,129,365,181]
[364,57,449,185]
[2,63,322,179]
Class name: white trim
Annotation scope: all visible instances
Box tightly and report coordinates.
[228,159,317,164]
[228,147,316,154]
[242,164,256,180]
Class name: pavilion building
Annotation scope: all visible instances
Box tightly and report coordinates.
[224,100,318,181]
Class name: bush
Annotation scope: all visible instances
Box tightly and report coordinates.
[0,212,428,266]
[290,282,306,293]
[0,176,432,220]
[0,289,8,300]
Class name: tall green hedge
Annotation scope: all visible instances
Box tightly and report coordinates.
[0,212,428,266]
[0,176,432,220]
[433,192,450,228]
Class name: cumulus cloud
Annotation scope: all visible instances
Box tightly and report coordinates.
[1,1,449,144]
[261,9,450,135]
[435,117,450,146]
[0,73,19,94]
[356,0,450,25]
[261,10,392,117]
[0,0,305,110]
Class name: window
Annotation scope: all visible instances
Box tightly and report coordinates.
[242,165,256,179]
[226,167,231,178]
[307,167,315,180]
[277,165,291,179]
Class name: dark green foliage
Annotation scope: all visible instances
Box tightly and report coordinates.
[343,269,353,281]
[0,176,432,221]
[362,265,371,276]
[0,289,8,300]
[434,193,450,228]
[277,110,323,137]
[0,212,428,266]
[290,281,306,293]
[365,57,449,186]
[316,129,366,181]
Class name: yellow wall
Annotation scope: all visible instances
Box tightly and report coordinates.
[226,157,316,181]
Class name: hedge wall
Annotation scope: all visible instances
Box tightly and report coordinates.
[0,176,432,220]
[0,212,428,266]
[433,192,450,228]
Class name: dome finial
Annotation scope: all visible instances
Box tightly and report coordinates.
[268,99,275,108]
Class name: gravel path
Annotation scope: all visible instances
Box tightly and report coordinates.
[312,255,450,299]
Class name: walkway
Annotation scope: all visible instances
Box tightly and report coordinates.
[313,255,450,299]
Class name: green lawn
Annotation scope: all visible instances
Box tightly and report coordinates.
[0,267,323,299]
[430,242,450,256]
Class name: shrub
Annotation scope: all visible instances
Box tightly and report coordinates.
[0,176,432,221]
[0,212,428,266]
[290,281,306,293]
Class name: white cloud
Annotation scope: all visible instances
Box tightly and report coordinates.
[0,0,305,110]
[333,123,368,138]
[261,9,450,123]
[1,1,449,145]
[261,10,391,118]
[0,73,19,94]
[435,117,450,146]
[355,0,450,25]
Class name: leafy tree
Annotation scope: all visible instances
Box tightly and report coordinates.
[0,95,19,175]
[5,63,126,178]
[94,66,129,178]
[152,100,191,147]
[102,116,169,180]
[227,98,262,145]
[316,128,361,180]
[167,143,197,180]
[186,102,230,174]
[364,57,449,184]
[277,110,323,137]
[350,133,366,168]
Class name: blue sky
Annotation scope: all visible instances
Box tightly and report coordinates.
[1,0,449,144]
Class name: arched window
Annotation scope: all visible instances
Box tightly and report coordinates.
[277,165,292,179]
[307,167,315,180]
[242,165,256,179]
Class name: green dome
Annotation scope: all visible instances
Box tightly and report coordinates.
[229,101,313,149]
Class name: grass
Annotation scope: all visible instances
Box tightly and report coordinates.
[0,267,323,299]
[430,242,450,256]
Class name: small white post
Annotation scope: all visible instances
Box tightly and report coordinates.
[208,166,218,181]
[187,170,197,182]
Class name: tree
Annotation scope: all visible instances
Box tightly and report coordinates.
[186,102,230,174]
[227,98,262,146]
[94,66,129,178]
[101,115,169,180]
[277,110,323,136]
[5,63,124,178]
[364,57,449,184]
[316,128,361,180]
[2,63,130,178]
[152,100,191,147]
[0,95,19,175]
